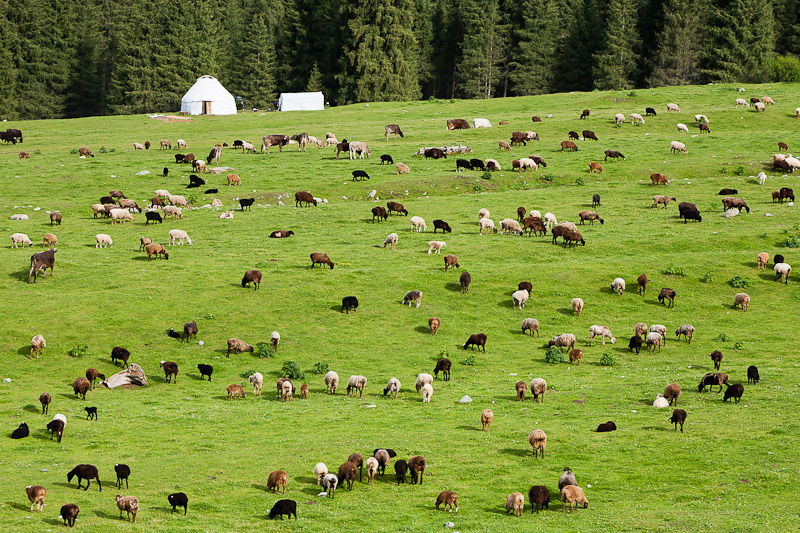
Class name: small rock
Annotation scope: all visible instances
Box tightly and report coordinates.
[368,190,377,198]
[33,207,41,211]
[198,340,204,346]
[787,202,794,207]
[445,522,455,529]
[277,201,284,206]
[318,492,327,497]
[459,395,472,403]
[343,196,348,200]
[765,213,774,217]
[135,170,150,176]
[364,404,376,408]
[3,378,11,383]
[546,114,553,118]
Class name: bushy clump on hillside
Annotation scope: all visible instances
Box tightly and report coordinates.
[544,347,564,364]
[281,361,305,380]
[256,343,275,358]
[730,275,750,288]
[312,362,329,375]
[599,352,616,366]
[664,266,687,277]
[68,344,88,358]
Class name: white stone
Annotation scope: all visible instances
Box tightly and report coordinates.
[135,170,150,176]
[459,395,472,403]
[198,340,204,346]
[368,190,377,198]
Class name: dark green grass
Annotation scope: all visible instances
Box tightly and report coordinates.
[0,83,799,531]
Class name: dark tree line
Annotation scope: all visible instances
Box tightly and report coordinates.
[0,0,796,119]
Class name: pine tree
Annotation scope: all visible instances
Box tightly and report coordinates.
[0,0,18,118]
[414,0,436,97]
[774,0,800,55]
[456,0,508,99]
[648,0,707,86]
[306,63,324,92]
[225,2,277,109]
[553,0,602,92]
[592,0,641,90]
[508,0,563,95]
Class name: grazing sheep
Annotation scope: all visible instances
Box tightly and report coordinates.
[47,414,66,442]
[646,331,663,352]
[387,201,408,216]
[160,361,178,383]
[374,449,392,478]
[614,113,625,124]
[267,470,288,494]
[529,485,550,514]
[364,457,379,484]
[658,288,676,307]
[168,194,189,207]
[562,485,588,512]
[226,338,254,356]
[699,372,729,392]
[569,349,583,365]
[428,316,440,334]
[748,365,760,384]
[346,375,367,398]
[95,233,113,248]
[571,297,584,316]
[59,503,80,527]
[549,333,576,352]
[630,113,645,125]
[39,392,51,414]
[629,334,643,354]
[310,252,334,269]
[300,383,308,399]
[73,377,90,400]
[610,277,625,295]
[182,320,198,343]
[382,232,398,249]
[295,191,317,207]
[734,98,749,108]
[249,372,263,396]
[721,197,750,213]
[754,102,765,112]
[281,380,294,401]
[709,350,723,370]
[670,141,687,154]
[670,409,687,432]
[588,325,615,345]
[226,384,245,400]
[653,394,669,408]
[371,206,387,222]
[322,474,338,498]
[478,208,490,220]
[396,162,410,174]
[516,380,527,400]
[383,377,401,399]
[774,262,791,284]
[168,492,188,514]
[435,491,459,513]
[341,296,359,313]
[530,378,547,401]
[197,364,213,381]
[324,371,339,394]
[421,383,433,402]
[410,216,427,232]
[428,241,446,254]
[479,217,497,235]
[675,324,695,343]
[402,290,423,308]
[67,464,101,491]
[597,421,617,432]
[268,499,297,520]
[522,317,540,337]
[168,229,192,245]
[25,485,46,512]
[30,334,46,358]
[664,383,681,406]
[724,384,744,403]
[666,103,680,112]
[144,243,169,261]
[636,274,648,296]
[652,195,676,208]
[506,492,524,517]
[163,205,182,219]
[434,358,452,381]
[677,123,689,133]
[512,289,529,309]
[733,292,750,311]
[463,332,487,351]
[528,429,547,458]
[589,162,604,174]
[559,468,578,491]
[114,464,130,489]
[241,269,262,289]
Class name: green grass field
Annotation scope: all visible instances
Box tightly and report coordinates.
[1,83,799,532]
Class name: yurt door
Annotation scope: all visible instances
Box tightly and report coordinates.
[203,101,211,114]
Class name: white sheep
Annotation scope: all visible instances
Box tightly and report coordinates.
[383,233,398,249]
[528,209,542,219]
[666,103,680,112]
[402,290,423,308]
[630,113,645,125]
[544,212,557,228]
[512,289,529,309]
[421,383,433,403]
[133,142,144,150]
[249,372,263,396]
[774,153,787,161]
[9,214,29,220]
[155,189,171,199]
[571,298,584,316]
[31,335,46,357]
[785,157,800,171]
[653,394,669,408]
[428,241,446,254]
[410,216,427,232]
[610,277,625,296]
[522,318,540,337]
[676,123,688,133]
[479,218,497,235]
[754,102,765,112]
[314,463,328,485]
[796,107,800,118]
[774,262,792,283]
[324,371,339,394]
[485,159,500,171]
[734,98,749,108]
[95,234,113,248]
[163,205,182,219]
[650,324,667,340]
[588,325,615,345]
[384,377,401,399]
[241,141,256,152]
[110,208,133,224]
[558,220,578,232]
[168,195,188,207]
[758,172,767,185]
[270,331,281,351]
[322,473,338,496]
[415,373,433,392]
[670,141,687,154]
[472,118,492,128]
[549,333,576,352]
[10,233,33,248]
[517,157,537,172]
[194,160,206,172]
[478,208,490,220]
[364,457,379,484]
[646,331,663,352]
[614,113,625,124]
[500,218,522,235]
[169,229,192,245]
[694,114,709,124]
[529,378,547,401]
[177,139,188,149]
[346,375,367,397]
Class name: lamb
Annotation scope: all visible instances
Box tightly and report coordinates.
[86,369,105,389]
[710,350,723,370]
[479,217,497,235]
[383,377,401,399]
[544,212,557,228]
[267,470,288,494]
[67,464,101,491]
[346,375,367,397]
[421,383,434,403]
[571,297,584,316]
[646,331,663,352]
[670,141,687,154]
[610,277,625,295]
[562,485,588,512]
[549,333,576,352]
[663,383,681,406]
[589,325,615,345]
[436,491,459,513]
[249,372,263,396]
[528,429,547,458]
[73,377,90,400]
[268,499,297,520]
[114,464,130,489]
[59,503,80,527]
[169,229,192,245]
[675,324,695,343]
[281,379,294,401]
[428,241,446,254]
[724,383,744,403]
[428,317,440,334]
[410,216,427,232]
[522,317,540,337]
[168,492,188,514]
[402,290,423,308]
[29,334,46,358]
[381,232,399,250]
[774,262,791,284]
[669,408,687,432]
[569,349,583,365]
[226,384,246,400]
[653,394,669,408]
[515,380,527,400]
[614,113,625,124]
[95,233,113,248]
[506,492,525,517]
[463,332,487,351]
[324,371,339,394]
[226,338,254,356]
[310,252,334,269]
[499,141,511,150]
[321,473,338,498]
[529,485,550,514]
[677,123,689,133]
[364,457,379,484]
[26,485,46,512]
[512,289,529,309]
[530,378,547,402]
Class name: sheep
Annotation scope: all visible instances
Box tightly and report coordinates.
[675,324,695,343]
[486,158,501,170]
[732,291,751,311]
[226,338,254,357]
[67,464,101,491]
[25,485,46,513]
[721,197,750,213]
[410,216,427,232]
[47,415,66,442]
[347,453,364,482]
[734,98,749,108]
[168,492,188,514]
[160,361,179,383]
[168,194,188,207]
[646,331,663,352]
[588,161,604,174]
[108,208,133,225]
[505,492,524,517]
[226,384,246,400]
[295,191,317,207]
[163,205,182,219]
[664,383,681,406]
[421,382,433,402]
[324,371,339,394]
[699,372,729,392]
[364,457,379,485]
[479,217,497,235]
[268,499,297,520]
[463,332,487,351]
[709,350,723,370]
[382,232,399,250]
[658,288,676,307]
[515,381,527,400]
[29,334,46,358]
[724,383,744,403]
[346,375,367,398]
[562,485,588,512]
[383,377,401,399]
[396,162,410,174]
[310,252,334,269]
[597,420,617,432]
[281,379,294,402]
[249,372,263,396]
[114,464,130,489]
[267,470,288,494]
[299,383,308,399]
[500,218,523,235]
[549,333,576,352]
[349,141,371,159]
[630,113,645,125]
[652,195,677,209]
[145,243,169,261]
[321,473,338,498]
[667,103,680,112]
[522,317,540,337]
[529,485,550,514]
[754,101,765,112]
[402,290,423,308]
[614,113,625,124]
[227,173,241,186]
[428,241,446,254]
[458,271,471,293]
[571,297,584,316]
[667,408,688,433]
[528,429,547,458]
[530,378,547,401]
[9,213,29,220]
[569,349,583,365]
[39,392,51,414]
[241,269,262,290]
[774,262,791,284]
[11,422,29,439]
[428,316,441,335]
[478,208,490,220]
[629,334,643,353]
[59,503,80,527]
[169,229,192,245]
[499,140,511,150]
[512,289,529,309]
[543,212,557,228]
[435,490,459,513]
[95,233,113,248]
[677,123,689,133]
[747,365,760,384]
[111,346,130,367]
[73,377,91,400]
[670,141,687,154]
[374,449,392,478]
[635,322,648,337]
[653,394,669,408]
[610,277,626,296]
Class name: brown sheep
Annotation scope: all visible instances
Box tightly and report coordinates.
[78,147,94,157]
[528,429,547,458]
[481,409,493,432]
[499,141,511,150]
[19,151,30,159]
[428,317,440,334]
[277,378,296,398]
[226,384,246,400]
[337,461,357,491]
[39,392,51,414]
[569,349,583,365]
[650,173,668,185]
[757,253,770,270]
[408,455,426,484]
[267,470,288,494]
[26,485,46,512]
[227,174,241,186]
[435,491,459,513]
[589,162,603,174]
[637,273,648,296]
[516,380,527,400]
[721,197,750,213]
[50,212,62,226]
[295,191,317,207]
[145,243,169,261]
[300,383,308,399]
[444,254,460,271]
[778,142,788,151]
[226,338,254,356]
[242,269,262,289]
[663,383,681,405]
[310,252,334,269]
[161,361,179,383]
[710,350,723,370]
[347,453,364,482]
[561,485,588,512]
[116,494,139,523]
[560,140,578,151]
[73,378,91,400]
[652,195,676,208]
[43,233,58,248]
[85,368,105,389]
[578,210,604,225]
[505,492,524,517]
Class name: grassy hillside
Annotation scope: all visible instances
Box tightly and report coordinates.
[0,83,799,532]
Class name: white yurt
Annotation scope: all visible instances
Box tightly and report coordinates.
[278,92,325,112]
[180,76,237,115]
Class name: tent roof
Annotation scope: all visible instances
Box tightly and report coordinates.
[180,76,236,115]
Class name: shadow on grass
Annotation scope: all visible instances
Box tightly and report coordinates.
[497,299,514,309]
[499,448,529,457]
[483,506,509,516]
[23,404,40,413]
[457,425,481,431]
[252,483,267,492]
[641,426,669,431]
[556,307,574,315]
[93,510,120,520]
[445,282,462,292]
[43,519,64,526]
[414,325,431,334]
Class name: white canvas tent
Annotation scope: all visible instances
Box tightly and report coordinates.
[278,92,325,112]
[180,76,237,116]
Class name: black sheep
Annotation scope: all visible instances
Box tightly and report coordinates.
[167,328,181,339]
[394,459,408,484]
[380,154,394,165]
[99,195,115,205]
[433,219,452,233]
[84,407,97,420]
[774,254,784,265]
[518,281,533,293]
[115,463,130,489]
[592,194,601,208]
[111,346,130,368]
[11,422,29,439]
[723,383,744,403]
[470,158,485,171]
[232,140,244,148]
[670,409,687,432]
[568,131,579,140]
[459,271,471,294]
[604,150,625,161]
[628,334,643,354]
[456,158,471,172]
[434,358,452,380]
[163,167,169,177]
[59,503,80,527]
[645,107,657,116]
[352,170,370,181]
[145,211,162,225]
[529,485,550,513]
[174,153,185,163]
[681,209,702,223]
[747,365,760,385]
[596,421,617,432]
[341,296,359,313]
[718,188,738,195]
[205,188,218,194]
[197,364,213,381]
[189,174,205,186]
[168,492,188,514]
[67,464,102,491]
[268,499,297,520]
[239,198,255,211]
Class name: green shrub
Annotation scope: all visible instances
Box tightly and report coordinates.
[729,275,750,288]
[733,166,745,176]
[539,174,554,182]
[255,343,275,358]
[68,344,88,357]
[734,342,744,350]
[544,346,564,364]
[664,266,687,277]
[780,235,800,248]
[462,354,477,366]
[281,360,306,380]
[700,272,713,283]
[715,333,729,342]
[473,184,483,192]
[481,171,492,180]
[575,177,585,186]
[769,55,800,82]
[599,352,615,366]
[312,362,329,375]
[69,148,78,154]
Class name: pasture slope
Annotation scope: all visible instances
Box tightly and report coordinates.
[0,83,799,532]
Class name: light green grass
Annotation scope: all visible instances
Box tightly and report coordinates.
[1,83,799,532]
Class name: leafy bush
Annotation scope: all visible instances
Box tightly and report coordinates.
[539,174,554,182]
[481,171,492,180]
[780,235,800,248]
[575,177,585,186]
[544,346,564,364]
[734,342,744,351]
[599,352,615,366]
[729,275,750,288]
[664,266,687,277]
[769,55,800,82]
[627,90,638,97]
[255,343,275,358]
[473,184,483,192]
[462,354,477,366]
[69,148,78,154]
[68,344,88,358]
[733,166,746,176]
[715,333,729,342]
[312,362,329,375]
[700,272,713,283]
[281,360,306,380]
